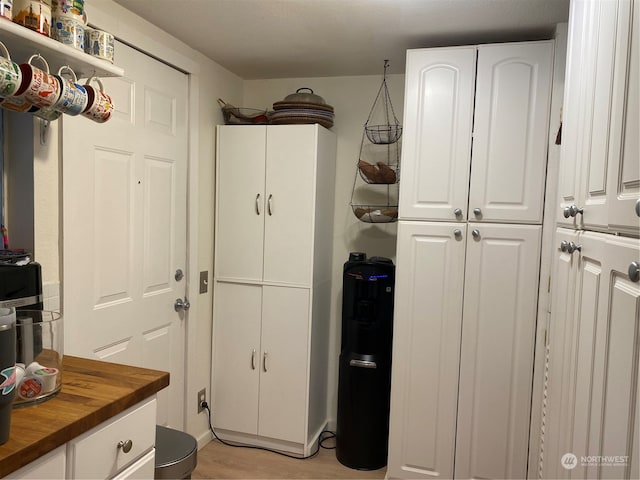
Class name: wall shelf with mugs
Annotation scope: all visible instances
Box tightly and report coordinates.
[0,19,123,79]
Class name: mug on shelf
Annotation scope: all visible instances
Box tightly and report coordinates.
[51,15,84,50]
[12,0,52,37]
[53,65,87,115]
[0,41,22,97]
[15,55,61,109]
[0,0,12,20]
[82,77,113,123]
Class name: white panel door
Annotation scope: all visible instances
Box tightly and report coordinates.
[215,126,267,282]
[212,282,261,436]
[387,221,467,480]
[578,0,622,232]
[258,285,310,443]
[469,41,553,224]
[542,228,581,480]
[455,223,542,480]
[608,0,639,235]
[63,41,187,428]
[572,232,640,479]
[263,126,316,286]
[557,0,590,228]
[398,47,476,222]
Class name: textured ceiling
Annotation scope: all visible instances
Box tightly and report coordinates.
[112,0,570,79]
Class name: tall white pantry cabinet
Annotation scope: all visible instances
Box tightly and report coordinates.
[212,125,336,455]
[387,41,554,479]
[541,0,639,479]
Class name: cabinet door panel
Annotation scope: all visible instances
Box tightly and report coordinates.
[398,47,476,221]
[470,42,553,224]
[212,282,261,435]
[455,223,541,480]
[258,286,310,443]
[579,0,620,231]
[542,228,581,480]
[215,126,266,281]
[263,125,316,285]
[557,0,590,227]
[387,221,467,480]
[608,0,639,235]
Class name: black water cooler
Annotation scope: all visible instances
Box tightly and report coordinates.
[336,252,394,470]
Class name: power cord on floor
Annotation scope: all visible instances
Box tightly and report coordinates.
[202,402,336,460]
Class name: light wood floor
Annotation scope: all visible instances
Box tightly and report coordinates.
[192,439,387,479]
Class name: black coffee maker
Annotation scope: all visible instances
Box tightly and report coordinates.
[0,255,44,365]
[336,252,395,470]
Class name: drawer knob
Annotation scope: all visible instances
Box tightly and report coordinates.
[117,439,133,453]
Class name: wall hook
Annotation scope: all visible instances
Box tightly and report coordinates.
[40,118,50,145]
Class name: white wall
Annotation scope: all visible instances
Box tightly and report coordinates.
[244,74,405,423]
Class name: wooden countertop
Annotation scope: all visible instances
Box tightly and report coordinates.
[0,356,170,477]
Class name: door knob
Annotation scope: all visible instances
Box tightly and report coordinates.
[563,204,583,218]
[174,269,184,281]
[629,262,640,282]
[473,208,482,217]
[567,242,582,254]
[453,229,462,239]
[454,208,463,218]
[117,439,133,453]
[471,229,480,239]
[560,240,569,252]
[174,297,191,312]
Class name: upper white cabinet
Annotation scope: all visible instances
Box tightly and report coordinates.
[557,0,639,235]
[215,125,335,286]
[0,20,123,78]
[399,47,476,222]
[399,42,553,224]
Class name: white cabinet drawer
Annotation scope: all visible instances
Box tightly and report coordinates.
[67,398,156,479]
[111,450,155,480]
[5,445,66,479]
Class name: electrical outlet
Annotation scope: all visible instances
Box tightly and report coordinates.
[197,388,206,413]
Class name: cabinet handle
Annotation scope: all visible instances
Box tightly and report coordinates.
[117,439,133,453]
[454,208,463,218]
[629,262,640,283]
[473,208,482,218]
[255,194,261,215]
[563,204,583,218]
[471,229,480,239]
[559,240,569,252]
[267,194,273,216]
[635,199,640,217]
[453,229,462,239]
[251,349,256,370]
[567,242,582,254]
[263,351,268,372]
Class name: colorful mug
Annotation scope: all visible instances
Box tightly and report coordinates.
[0,41,22,97]
[15,55,61,109]
[52,65,87,115]
[82,77,113,123]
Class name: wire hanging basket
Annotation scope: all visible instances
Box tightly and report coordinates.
[364,60,402,145]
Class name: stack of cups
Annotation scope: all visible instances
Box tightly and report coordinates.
[51,0,85,51]
[0,308,16,446]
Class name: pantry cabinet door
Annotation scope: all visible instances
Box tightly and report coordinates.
[398,47,476,222]
[215,126,267,282]
[258,286,310,444]
[263,126,316,286]
[212,282,262,436]
[387,221,467,480]
[541,228,581,480]
[557,0,591,228]
[572,233,640,479]
[455,223,542,480]
[469,42,553,224]
[608,0,639,235]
